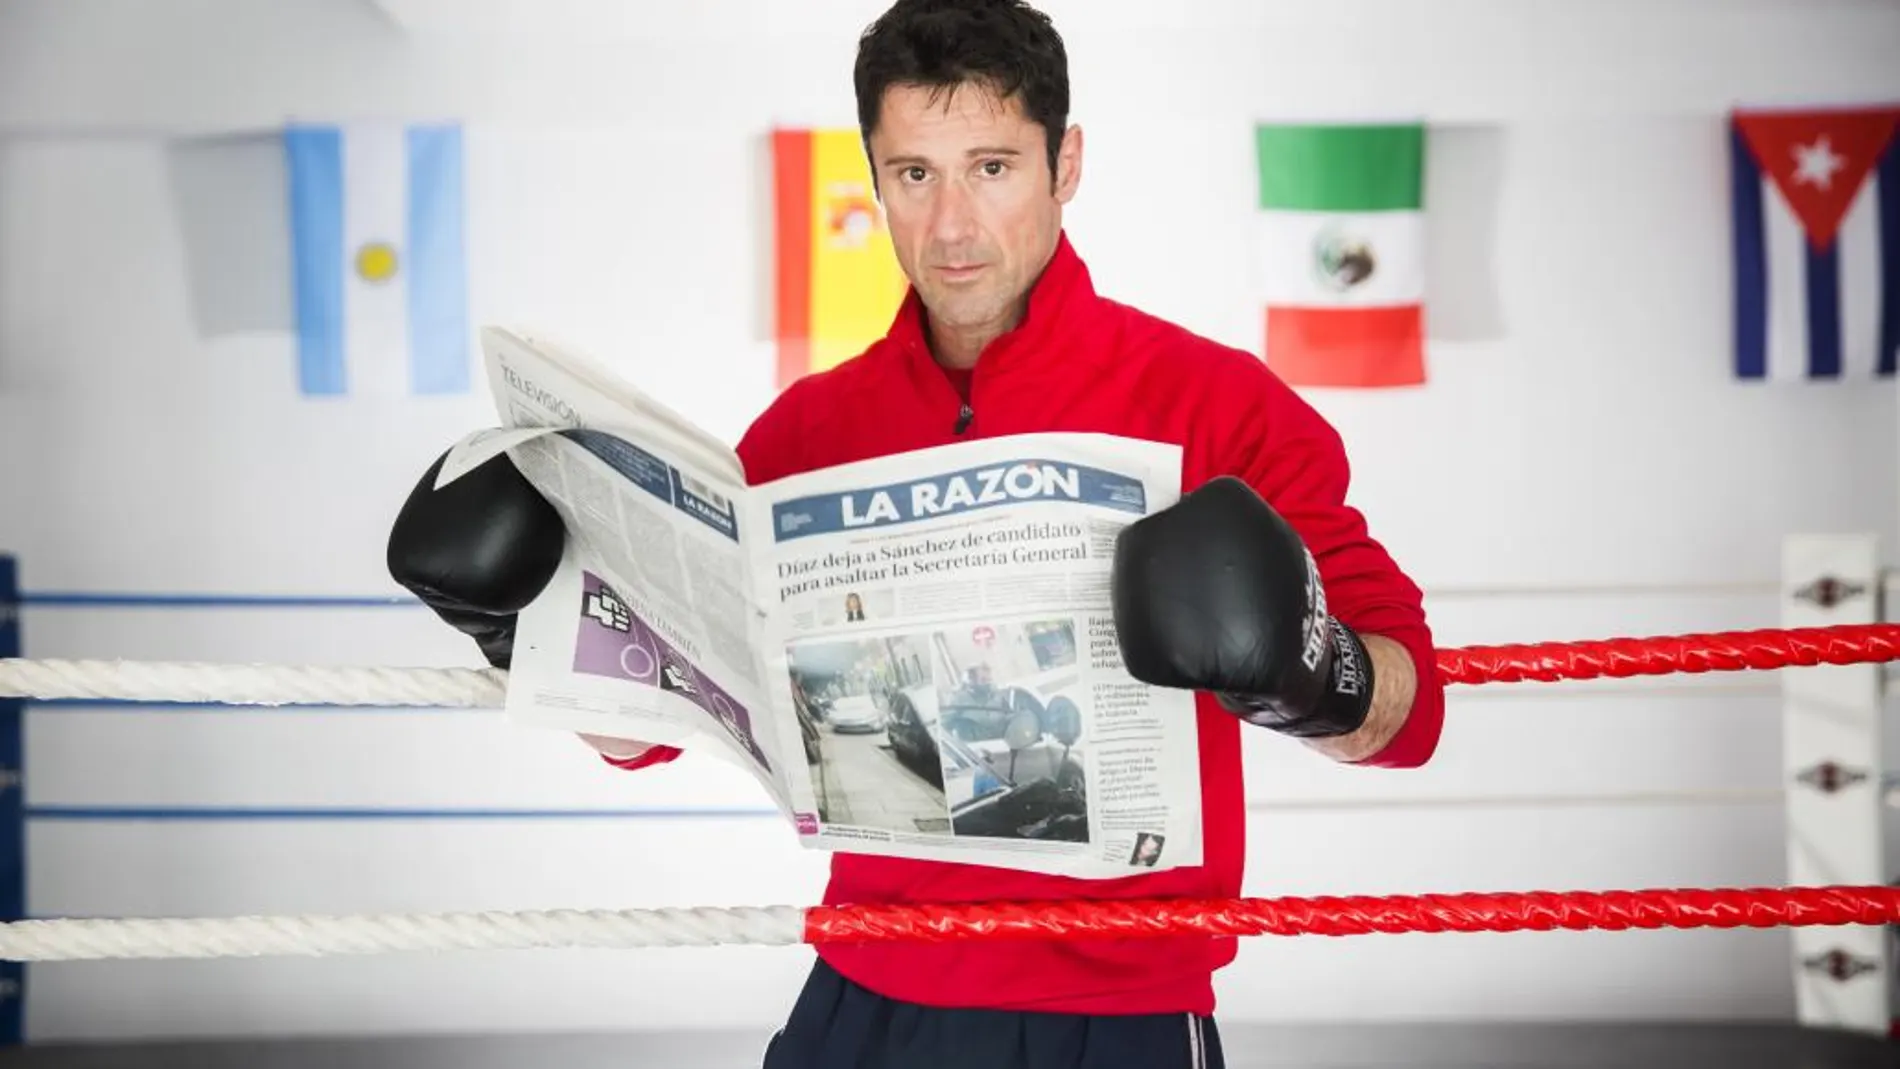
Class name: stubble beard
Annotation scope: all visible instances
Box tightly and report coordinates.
[927,277,1018,338]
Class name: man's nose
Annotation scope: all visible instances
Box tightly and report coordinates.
[929,180,978,245]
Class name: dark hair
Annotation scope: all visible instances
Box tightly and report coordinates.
[853,0,1070,183]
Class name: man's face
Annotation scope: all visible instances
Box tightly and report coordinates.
[867,81,1081,339]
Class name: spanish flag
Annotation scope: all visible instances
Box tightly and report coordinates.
[772,128,910,390]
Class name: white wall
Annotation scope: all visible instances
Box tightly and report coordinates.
[1,0,1898,1046]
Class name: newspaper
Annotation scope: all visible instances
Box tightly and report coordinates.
[439,326,1203,878]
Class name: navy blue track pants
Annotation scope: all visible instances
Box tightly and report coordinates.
[761,958,1225,1069]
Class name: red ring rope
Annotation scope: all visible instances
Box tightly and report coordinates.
[803,885,1900,944]
[1436,623,1900,685]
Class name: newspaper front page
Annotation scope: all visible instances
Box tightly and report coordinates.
[444,326,1204,878]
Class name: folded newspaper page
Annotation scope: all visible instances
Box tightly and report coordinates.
[440,326,1204,878]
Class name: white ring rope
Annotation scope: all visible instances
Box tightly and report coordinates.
[0,658,505,707]
[0,906,809,961]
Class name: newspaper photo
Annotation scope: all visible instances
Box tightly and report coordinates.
[440,326,1204,878]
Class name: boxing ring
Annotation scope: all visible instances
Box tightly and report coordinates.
[0,537,1895,1068]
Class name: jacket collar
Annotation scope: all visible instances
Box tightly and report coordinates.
[882,230,1104,384]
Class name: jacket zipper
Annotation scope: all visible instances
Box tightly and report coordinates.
[954,353,983,435]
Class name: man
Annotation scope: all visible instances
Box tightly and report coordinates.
[386,1,1444,1065]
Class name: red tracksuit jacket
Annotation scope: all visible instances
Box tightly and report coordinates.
[612,232,1444,1016]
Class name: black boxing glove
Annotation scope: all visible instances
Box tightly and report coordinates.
[386,446,566,670]
[1110,476,1372,738]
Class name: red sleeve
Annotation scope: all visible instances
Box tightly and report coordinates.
[599,744,685,771]
[1228,367,1444,769]
[736,376,818,485]
[598,384,814,775]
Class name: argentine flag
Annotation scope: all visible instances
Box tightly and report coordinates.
[285,122,471,396]
[1729,105,1900,382]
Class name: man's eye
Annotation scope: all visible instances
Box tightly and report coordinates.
[905,167,928,182]
[980,161,1007,176]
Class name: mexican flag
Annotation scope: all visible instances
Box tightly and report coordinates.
[1255,122,1426,387]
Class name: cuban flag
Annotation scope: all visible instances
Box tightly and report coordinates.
[284,122,472,397]
[1730,105,1900,381]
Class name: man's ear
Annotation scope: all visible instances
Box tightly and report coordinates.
[1053,123,1083,202]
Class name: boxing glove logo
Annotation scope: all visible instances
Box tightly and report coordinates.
[1299,546,1328,673]
[1328,619,1367,698]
